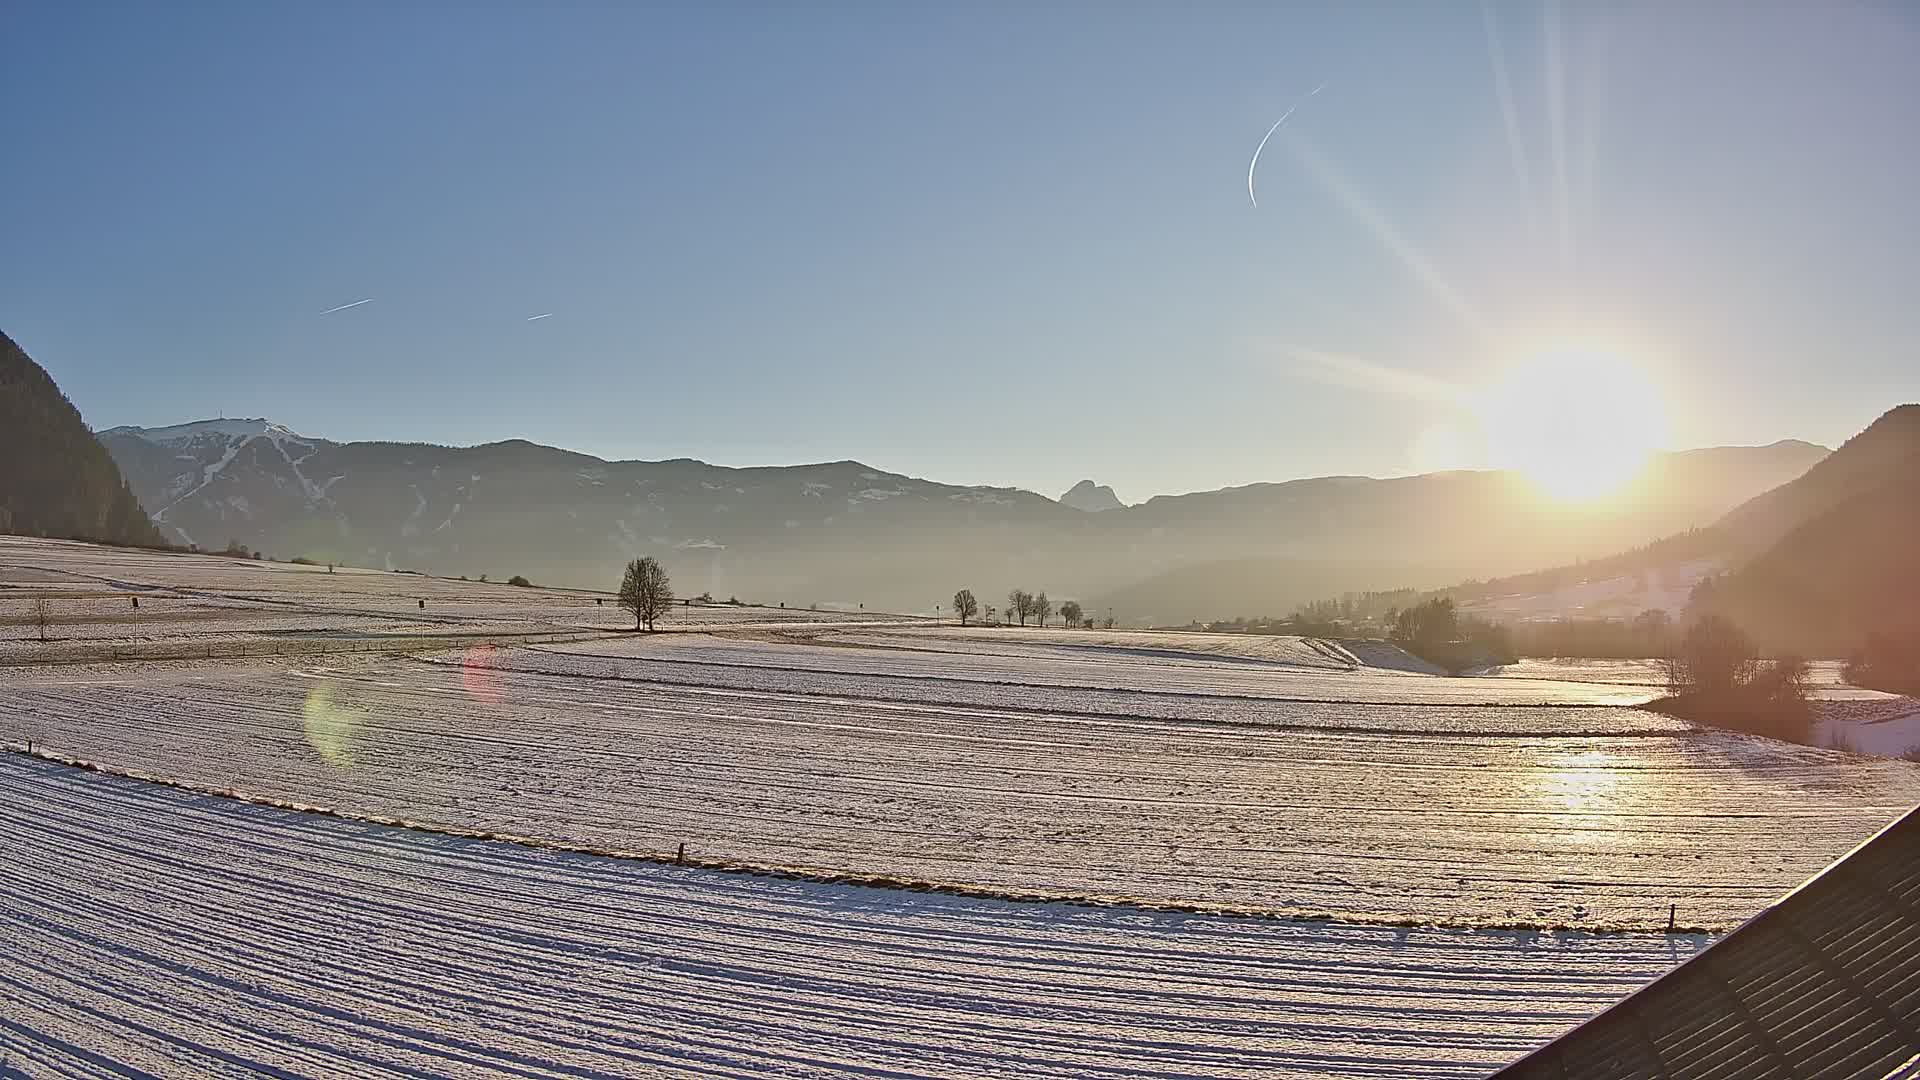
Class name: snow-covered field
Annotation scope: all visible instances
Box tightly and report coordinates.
[5,536,1919,1076]
[547,632,1661,707]
[6,646,1916,931]
[0,753,1708,1078]
[0,536,926,659]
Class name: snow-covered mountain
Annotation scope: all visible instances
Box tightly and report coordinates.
[99,420,1829,615]
[100,420,1073,602]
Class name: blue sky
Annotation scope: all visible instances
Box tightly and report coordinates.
[3,1,1916,502]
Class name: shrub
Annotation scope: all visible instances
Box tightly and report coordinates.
[1659,616,1760,697]
[507,575,532,587]
[1652,617,1810,743]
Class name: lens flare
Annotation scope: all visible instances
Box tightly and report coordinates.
[462,644,501,706]
[301,682,364,767]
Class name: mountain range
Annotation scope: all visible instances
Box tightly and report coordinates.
[99,418,1826,619]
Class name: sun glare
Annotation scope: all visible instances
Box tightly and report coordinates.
[1473,346,1670,503]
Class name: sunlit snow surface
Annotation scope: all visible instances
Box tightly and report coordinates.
[4,536,1920,1077]
[2,754,1706,1079]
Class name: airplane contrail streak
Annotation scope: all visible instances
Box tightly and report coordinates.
[1247,81,1327,208]
[318,298,373,316]
[525,313,553,321]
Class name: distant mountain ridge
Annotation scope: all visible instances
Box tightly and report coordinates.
[102,416,1827,618]
[0,331,163,547]
[1059,480,1124,512]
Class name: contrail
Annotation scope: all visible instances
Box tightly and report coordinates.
[319,298,373,316]
[1247,81,1327,208]
[525,313,553,321]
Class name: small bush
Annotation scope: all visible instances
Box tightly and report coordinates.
[290,556,319,566]
[507,575,532,588]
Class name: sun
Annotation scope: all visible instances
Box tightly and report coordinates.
[1473,346,1670,503]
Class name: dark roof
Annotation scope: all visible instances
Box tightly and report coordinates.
[1492,804,1920,1079]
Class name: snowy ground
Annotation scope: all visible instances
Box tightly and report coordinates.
[0,536,926,660]
[5,647,1916,931]
[0,752,1709,1079]
[551,633,1661,707]
[4,536,1918,1076]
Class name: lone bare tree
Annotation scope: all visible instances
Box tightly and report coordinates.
[30,596,52,642]
[1033,592,1052,628]
[1059,600,1083,628]
[1007,589,1032,627]
[618,557,674,631]
[952,589,979,627]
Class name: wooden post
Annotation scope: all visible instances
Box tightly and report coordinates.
[1668,904,1676,932]
[675,842,685,866]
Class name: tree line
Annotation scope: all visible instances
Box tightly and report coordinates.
[950,588,1095,628]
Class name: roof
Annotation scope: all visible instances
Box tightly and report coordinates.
[1492,804,1920,1079]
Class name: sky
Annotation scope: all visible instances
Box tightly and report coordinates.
[3,1,1916,504]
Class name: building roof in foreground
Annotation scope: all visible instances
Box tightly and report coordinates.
[1492,803,1920,1079]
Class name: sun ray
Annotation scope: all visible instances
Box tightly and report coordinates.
[1480,0,1539,237]
[1544,0,1572,269]
[1283,135,1492,341]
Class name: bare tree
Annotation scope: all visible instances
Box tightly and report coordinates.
[1660,614,1760,697]
[1059,600,1083,628]
[1033,591,1052,628]
[619,557,674,631]
[952,589,979,627]
[30,597,51,642]
[1007,589,1032,627]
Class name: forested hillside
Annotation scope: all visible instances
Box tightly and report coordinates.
[1704,406,1920,655]
[0,330,164,547]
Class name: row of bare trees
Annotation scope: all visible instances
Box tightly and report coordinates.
[1007,590,1050,627]
[949,588,1089,628]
